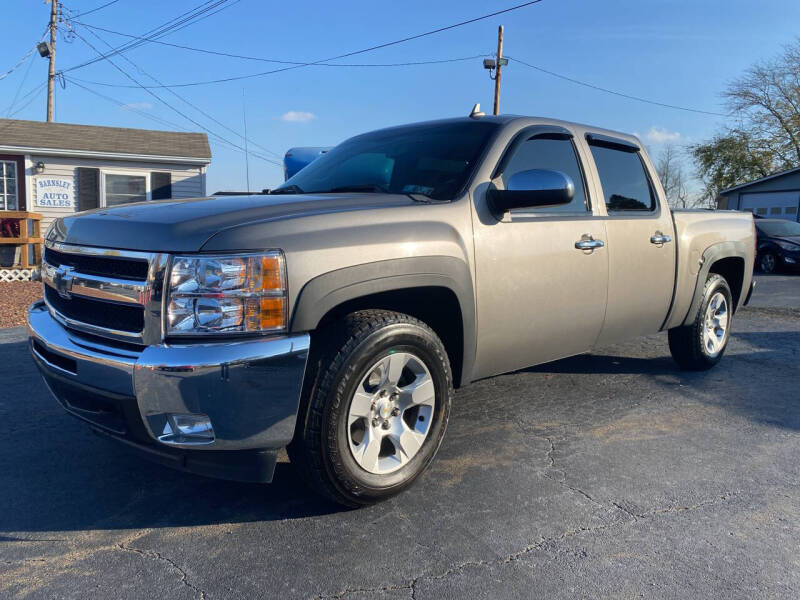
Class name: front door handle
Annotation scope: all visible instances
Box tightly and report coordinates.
[575,235,605,250]
[650,231,672,245]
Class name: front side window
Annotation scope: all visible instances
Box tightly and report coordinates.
[272,121,499,201]
[589,144,656,212]
[1,161,18,211]
[500,136,589,212]
[105,173,147,206]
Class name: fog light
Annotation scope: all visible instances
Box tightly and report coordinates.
[158,413,215,445]
[785,256,796,264]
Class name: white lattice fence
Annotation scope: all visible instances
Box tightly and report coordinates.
[0,268,37,282]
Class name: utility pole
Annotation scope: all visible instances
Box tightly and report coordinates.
[46,0,58,122]
[493,25,503,115]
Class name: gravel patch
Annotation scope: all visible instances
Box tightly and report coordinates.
[0,282,42,328]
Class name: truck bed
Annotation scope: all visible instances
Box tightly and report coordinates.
[664,209,756,330]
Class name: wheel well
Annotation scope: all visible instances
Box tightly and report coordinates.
[315,287,465,387]
[709,257,745,311]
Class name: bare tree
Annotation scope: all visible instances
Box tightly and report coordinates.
[722,38,800,168]
[656,143,690,208]
[691,38,800,202]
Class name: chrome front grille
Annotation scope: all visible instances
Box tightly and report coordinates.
[42,241,168,346]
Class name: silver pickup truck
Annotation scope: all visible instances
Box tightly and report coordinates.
[28,114,755,506]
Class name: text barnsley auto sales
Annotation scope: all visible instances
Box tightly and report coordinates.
[36,177,73,208]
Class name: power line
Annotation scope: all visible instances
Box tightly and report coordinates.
[65,77,189,130]
[71,74,282,166]
[67,0,545,88]
[60,0,235,73]
[3,28,50,116]
[507,56,727,117]
[156,0,241,38]
[0,27,48,81]
[76,23,284,160]
[69,55,489,89]
[6,51,39,116]
[72,21,488,68]
[69,0,123,18]
[65,76,279,162]
[69,28,282,166]
[5,83,47,118]
[0,46,38,81]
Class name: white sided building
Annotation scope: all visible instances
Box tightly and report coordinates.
[0,118,211,233]
[0,119,210,279]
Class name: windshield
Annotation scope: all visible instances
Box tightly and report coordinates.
[272,121,499,201]
[757,220,800,237]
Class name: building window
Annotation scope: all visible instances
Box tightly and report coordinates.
[103,173,148,206]
[1,160,19,210]
[770,207,782,215]
[786,206,798,215]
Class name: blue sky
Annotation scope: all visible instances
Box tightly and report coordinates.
[3,0,799,193]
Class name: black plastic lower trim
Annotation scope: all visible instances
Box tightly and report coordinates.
[90,427,278,483]
[36,359,278,483]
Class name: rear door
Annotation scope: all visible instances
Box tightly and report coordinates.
[472,126,609,378]
[584,134,676,346]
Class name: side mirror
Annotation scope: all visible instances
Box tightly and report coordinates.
[488,169,575,212]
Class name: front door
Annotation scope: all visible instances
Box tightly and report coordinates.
[472,129,609,379]
[585,136,676,346]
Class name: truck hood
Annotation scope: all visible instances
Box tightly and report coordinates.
[51,194,419,252]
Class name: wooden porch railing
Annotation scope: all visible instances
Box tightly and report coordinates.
[0,211,43,268]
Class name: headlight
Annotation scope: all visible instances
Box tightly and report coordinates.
[166,251,287,336]
[776,241,800,251]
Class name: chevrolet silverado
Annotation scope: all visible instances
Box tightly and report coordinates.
[28,114,756,506]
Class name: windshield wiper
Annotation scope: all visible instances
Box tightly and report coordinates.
[323,184,390,194]
[270,185,303,195]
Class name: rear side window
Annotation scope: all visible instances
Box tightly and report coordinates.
[589,144,656,212]
[501,136,588,212]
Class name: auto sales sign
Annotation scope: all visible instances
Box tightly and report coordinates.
[36,177,74,208]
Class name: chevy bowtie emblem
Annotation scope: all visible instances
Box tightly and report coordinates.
[53,265,76,299]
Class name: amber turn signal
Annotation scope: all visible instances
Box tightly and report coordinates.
[259,297,285,330]
[260,255,284,292]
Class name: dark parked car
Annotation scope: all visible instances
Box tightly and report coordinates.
[755,219,800,273]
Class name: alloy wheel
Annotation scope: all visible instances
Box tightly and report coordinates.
[346,352,436,474]
[703,292,729,357]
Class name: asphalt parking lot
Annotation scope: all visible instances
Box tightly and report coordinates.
[1,275,799,599]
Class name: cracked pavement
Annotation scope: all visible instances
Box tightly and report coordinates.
[1,278,799,599]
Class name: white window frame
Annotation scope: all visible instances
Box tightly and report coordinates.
[0,160,19,211]
[100,169,151,207]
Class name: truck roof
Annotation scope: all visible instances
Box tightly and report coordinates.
[359,114,643,148]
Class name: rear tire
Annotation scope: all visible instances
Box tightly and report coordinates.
[288,310,452,507]
[668,273,733,371]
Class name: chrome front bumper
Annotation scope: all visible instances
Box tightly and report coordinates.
[27,301,310,478]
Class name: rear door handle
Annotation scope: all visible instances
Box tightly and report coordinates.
[650,231,672,245]
[575,235,605,250]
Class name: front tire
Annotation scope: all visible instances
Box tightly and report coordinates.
[758,250,778,274]
[288,310,452,507]
[668,273,733,371]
